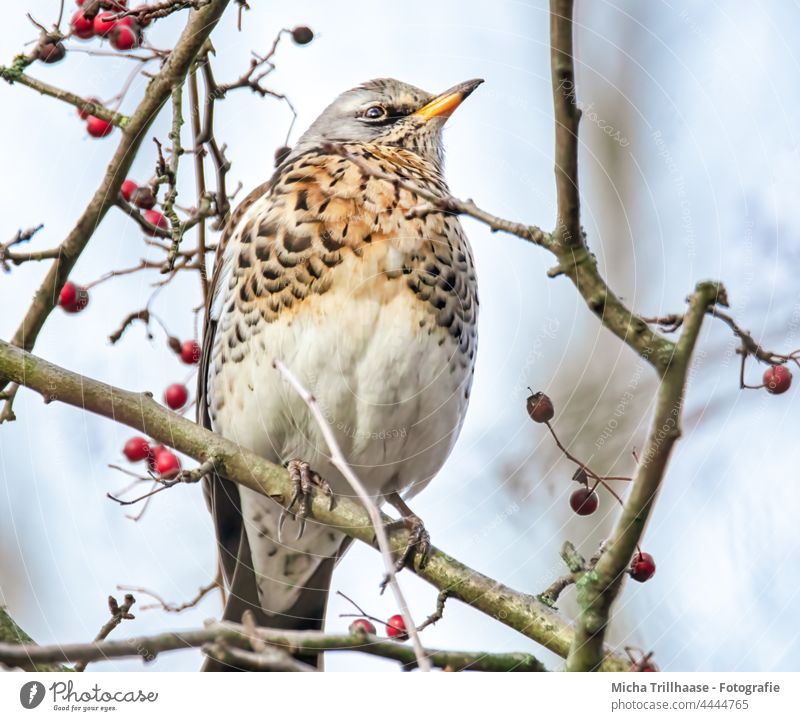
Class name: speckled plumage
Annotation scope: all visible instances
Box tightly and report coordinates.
[199,79,481,659]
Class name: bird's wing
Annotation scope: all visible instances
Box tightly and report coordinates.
[198,181,272,597]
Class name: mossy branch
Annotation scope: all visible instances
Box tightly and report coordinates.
[0,337,628,671]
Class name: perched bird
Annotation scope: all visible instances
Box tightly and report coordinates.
[199,77,482,668]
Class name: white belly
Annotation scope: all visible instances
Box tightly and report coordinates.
[208,285,473,613]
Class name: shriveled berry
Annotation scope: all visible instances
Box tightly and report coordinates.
[37,41,66,64]
[630,552,656,583]
[143,209,168,235]
[59,281,90,313]
[120,179,138,202]
[274,145,291,166]
[123,436,150,462]
[71,10,95,39]
[131,186,157,210]
[110,22,139,50]
[385,614,408,640]
[291,26,314,45]
[569,487,599,516]
[349,618,376,635]
[86,115,114,138]
[180,340,201,365]
[93,11,117,36]
[763,365,792,395]
[526,391,554,423]
[164,383,188,410]
[154,449,181,479]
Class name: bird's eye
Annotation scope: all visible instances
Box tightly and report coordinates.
[364,105,387,120]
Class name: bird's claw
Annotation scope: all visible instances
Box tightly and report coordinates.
[379,514,431,592]
[278,459,335,541]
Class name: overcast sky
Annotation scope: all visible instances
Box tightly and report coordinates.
[1,0,799,671]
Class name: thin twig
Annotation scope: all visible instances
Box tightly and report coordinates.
[272,359,432,672]
[73,594,136,672]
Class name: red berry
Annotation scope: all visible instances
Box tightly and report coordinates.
[93,11,117,36]
[143,209,169,235]
[349,618,376,635]
[120,179,138,202]
[763,365,792,395]
[526,391,554,423]
[110,23,139,50]
[146,444,166,472]
[154,449,181,479]
[71,10,95,39]
[630,552,656,583]
[86,115,114,138]
[385,614,408,640]
[569,487,599,516]
[164,383,189,410]
[179,339,201,365]
[59,281,90,313]
[115,15,137,29]
[123,436,150,462]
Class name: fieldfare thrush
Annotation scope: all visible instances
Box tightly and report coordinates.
[198,78,482,667]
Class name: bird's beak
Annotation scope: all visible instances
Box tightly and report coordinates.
[413,78,484,121]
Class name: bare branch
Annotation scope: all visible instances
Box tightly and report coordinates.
[0,620,547,672]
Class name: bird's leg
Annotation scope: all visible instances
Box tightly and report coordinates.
[278,459,335,541]
[380,492,431,589]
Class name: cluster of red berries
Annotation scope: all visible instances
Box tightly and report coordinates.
[71,1,150,51]
[65,2,155,138]
[348,614,408,640]
[120,179,168,234]
[123,435,181,478]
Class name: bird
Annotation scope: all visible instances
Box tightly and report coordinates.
[198,77,482,669]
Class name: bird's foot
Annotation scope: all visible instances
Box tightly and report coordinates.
[278,459,335,541]
[379,493,431,592]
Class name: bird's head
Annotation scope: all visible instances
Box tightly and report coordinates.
[296,77,483,168]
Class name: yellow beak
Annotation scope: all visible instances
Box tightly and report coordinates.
[413,78,484,121]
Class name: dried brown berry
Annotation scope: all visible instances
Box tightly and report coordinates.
[37,40,66,64]
[130,186,157,210]
[291,26,314,45]
[526,390,554,423]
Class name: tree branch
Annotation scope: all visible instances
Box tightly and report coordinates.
[0,621,547,672]
[0,68,129,127]
[0,607,67,672]
[565,281,724,670]
[549,0,582,249]
[0,338,628,670]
